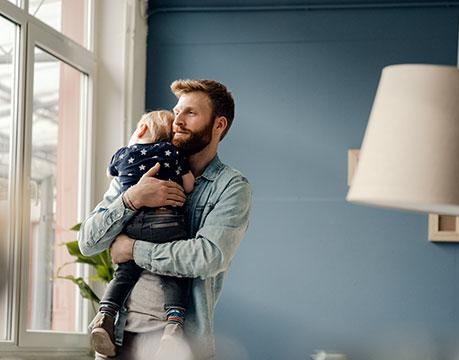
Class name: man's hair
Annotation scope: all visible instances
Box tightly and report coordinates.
[170,79,235,140]
[138,110,174,142]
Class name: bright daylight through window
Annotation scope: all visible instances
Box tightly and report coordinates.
[27,47,86,332]
[29,0,89,48]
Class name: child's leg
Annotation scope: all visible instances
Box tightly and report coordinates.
[99,260,144,315]
[124,210,192,328]
[161,276,192,327]
[91,261,143,357]
[154,277,192,360]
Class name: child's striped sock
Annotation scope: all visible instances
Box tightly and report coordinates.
[165,307,186,327]
[99,305,117,318]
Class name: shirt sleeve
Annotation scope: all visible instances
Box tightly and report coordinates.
[78,177,137,256]
[132,176,252,279]
[108,147,126,177]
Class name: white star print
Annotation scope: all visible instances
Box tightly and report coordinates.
[128,157,134,164]
[128,173,133,176]
[152,156,158,159]
[165,150,171,156]
[176,170,180,175]
[164,162,170,168]
[119,154,125,159]
[140,149,147,155]
[139,165,146,171]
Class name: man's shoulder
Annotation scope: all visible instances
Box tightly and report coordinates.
[220,163,249,182]
[215,161,250,192]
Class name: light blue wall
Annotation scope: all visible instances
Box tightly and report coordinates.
[145,5,459,360]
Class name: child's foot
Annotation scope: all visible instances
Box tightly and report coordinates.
[154,324,192,360]
[90,312,116,357]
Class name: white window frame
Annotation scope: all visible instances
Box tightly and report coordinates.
[1,0,96,352]
[19,20,95,349]
[0,0,147,355]
[0,1,26,351]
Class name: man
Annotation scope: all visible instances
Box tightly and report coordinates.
[78,79,252,360]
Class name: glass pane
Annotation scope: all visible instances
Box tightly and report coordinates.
[0,15,19,342]
[27,47,86,332]
[28,0,89,48]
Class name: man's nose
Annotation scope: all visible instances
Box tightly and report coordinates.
[174,112,184,126]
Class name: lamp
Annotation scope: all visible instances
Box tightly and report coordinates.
[346,64,459,215]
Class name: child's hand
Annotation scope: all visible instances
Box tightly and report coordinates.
[125,163,186,209]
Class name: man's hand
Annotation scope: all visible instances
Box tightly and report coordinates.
[110,234,135,264]
[125,163,187,209]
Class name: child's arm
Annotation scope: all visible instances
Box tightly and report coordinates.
[182,171,195,194]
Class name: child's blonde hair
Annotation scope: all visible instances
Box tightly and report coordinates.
[138,110,174,142]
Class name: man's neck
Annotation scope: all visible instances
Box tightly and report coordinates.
[188,144,217,177]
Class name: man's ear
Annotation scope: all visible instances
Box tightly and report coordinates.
[214,116,228,136]
[136,123,148,138]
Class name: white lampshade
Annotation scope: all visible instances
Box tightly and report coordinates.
[347,64,459,215]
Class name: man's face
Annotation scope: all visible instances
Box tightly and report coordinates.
[172,92,215,155]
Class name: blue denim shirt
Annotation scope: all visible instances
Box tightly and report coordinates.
[78,155,251,359]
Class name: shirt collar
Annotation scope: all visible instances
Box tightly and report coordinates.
[199,155,223,181]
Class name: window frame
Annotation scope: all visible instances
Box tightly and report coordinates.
[0,0,95,351]
[0,1,26,350]
[19,19,95,349]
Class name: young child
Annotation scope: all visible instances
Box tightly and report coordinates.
[90,110,194,357]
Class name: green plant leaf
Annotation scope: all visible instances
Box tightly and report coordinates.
[58,223,115,304]
[57,275,100,303]
[98,250,113,268]
[64,240,99,266]
[70,223,81,232]
[95,265,112,283]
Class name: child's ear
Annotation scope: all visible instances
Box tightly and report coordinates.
[137,123,148,138]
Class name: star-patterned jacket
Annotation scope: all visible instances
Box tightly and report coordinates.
[108,142,189,191]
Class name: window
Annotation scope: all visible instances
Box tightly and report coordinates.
[0,0,147,353]
[27,48,85,333]
[0,13,19,343]
[28,0,91,48]
[0,0,95,351]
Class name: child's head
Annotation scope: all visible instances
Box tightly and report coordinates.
[129,110,174,145]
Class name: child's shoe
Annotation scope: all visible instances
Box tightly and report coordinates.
[90,312,116,357]
[154,323,192,360]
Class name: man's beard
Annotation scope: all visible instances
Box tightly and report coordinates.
[172,119,214,155]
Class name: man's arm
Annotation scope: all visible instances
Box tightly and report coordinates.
[78,163,186,256]
[131,176,251,279]
[78,177,136,256]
